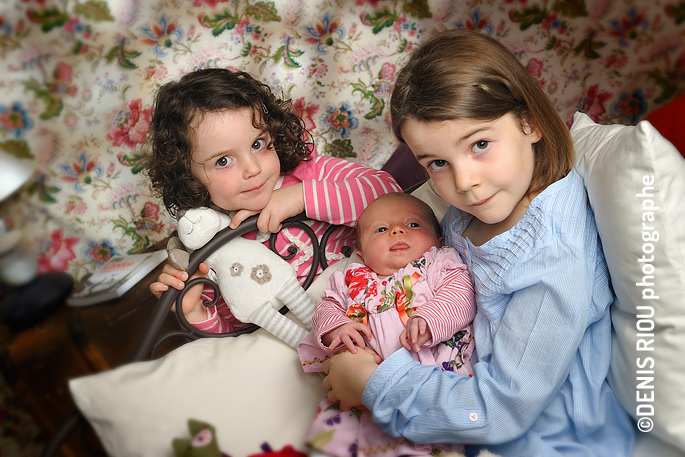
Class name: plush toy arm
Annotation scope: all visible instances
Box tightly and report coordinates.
[277,276,315,331]
[249,301,309,348]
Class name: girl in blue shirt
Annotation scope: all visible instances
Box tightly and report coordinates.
[320,30,635,456]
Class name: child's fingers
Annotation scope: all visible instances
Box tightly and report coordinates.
[417,318,427,334]
[257,210,283,234]
[327,335,341,350]
[189,262,210,279]
[156,272,186,291]
[350,330,366,349]
[149,281,168,299]
[342,335,357,354]
[407,323,422,352]
[162,262,188,281]
[361,346,383,365]
[399,329,412,351]
[357,323,373,340]
[229,209,259,229]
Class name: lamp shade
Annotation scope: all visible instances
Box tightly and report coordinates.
[0,150,34,202]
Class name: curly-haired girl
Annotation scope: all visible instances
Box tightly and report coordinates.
[146,68,401,331]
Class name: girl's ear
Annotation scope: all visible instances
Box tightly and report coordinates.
[524,116,543,143]
[438,236,445,247]
[355,249,364,263]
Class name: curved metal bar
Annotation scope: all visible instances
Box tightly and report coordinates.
[271,219,320,290]
[131,212,313,361]
[319,224,353,271]
[149,330,201,360]
[129,213,264,362]
[39,412,84,457]
[174,277,263,340]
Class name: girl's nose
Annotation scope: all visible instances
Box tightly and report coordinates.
[454,164,479,192]
[242,153,262,178]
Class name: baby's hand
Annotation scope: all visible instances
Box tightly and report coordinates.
[322,322,372,354]
[400,317,432,352]
[150,261,211,323]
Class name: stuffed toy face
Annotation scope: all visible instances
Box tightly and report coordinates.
[177,208,227,250]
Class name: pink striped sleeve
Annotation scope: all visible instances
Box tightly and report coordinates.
[302,155,402,227]
[412,268,476,344]
[186,287,253,334]
[311,271,354,350]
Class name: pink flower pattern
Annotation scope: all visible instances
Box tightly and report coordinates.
[106,99,153,149]
[2,0,683,283]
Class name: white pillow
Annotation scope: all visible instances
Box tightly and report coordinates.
[67,192,444,457]
[68,248,363,457]
[69,329,326,457]
[571,112,685,450]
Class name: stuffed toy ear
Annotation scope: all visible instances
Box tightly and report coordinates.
[167,236,190,271]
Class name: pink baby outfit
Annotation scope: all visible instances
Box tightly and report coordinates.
[298,246,476,457]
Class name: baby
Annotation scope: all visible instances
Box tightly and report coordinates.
[298,192,475,457]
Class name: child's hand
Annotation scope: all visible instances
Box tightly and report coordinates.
[150,262,211,323]
[229,183,305,232]
[322,322,372,354]
[400,317,432,352]
[322,347,380,411]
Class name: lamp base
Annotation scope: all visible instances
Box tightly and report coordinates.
[1,271,74,332]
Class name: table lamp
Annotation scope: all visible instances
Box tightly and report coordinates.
[0,150,73,331]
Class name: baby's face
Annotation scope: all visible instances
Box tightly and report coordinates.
[356,194,440,277]
[190,108,281,212]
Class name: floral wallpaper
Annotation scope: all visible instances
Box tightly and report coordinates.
[0,0,684,285]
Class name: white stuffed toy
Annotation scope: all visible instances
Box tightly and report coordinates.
[169,207,315,348]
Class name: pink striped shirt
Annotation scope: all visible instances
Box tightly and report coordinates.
[192,148,402,333]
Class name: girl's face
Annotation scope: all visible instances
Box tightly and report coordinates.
[402,113,541,227]
[191,108,281,212]
[356,195,441,277]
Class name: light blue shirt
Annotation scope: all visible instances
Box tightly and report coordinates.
[362,170,635,456]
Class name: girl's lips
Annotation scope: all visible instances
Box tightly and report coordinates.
[244,182,265,193]
[471,194,495,207]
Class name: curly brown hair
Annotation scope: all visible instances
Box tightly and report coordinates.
[143,68,312,216]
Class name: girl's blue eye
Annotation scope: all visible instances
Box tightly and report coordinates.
[216,156,233,168]
[473,140,490,153]
[252,139,266,150]
[428,160,447,171]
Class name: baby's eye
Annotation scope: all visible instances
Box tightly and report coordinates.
[252,138,266,151]
[216,156,233,168]
[375,227,388,233]
[408,222,420,228]
[428,160,447,171]
[473,140,490,153]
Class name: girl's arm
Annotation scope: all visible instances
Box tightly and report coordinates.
[303,155,402,226]
[182,287,253,333]
[363,252,596,444]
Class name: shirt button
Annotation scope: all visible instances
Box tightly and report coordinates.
[469,412,478,422]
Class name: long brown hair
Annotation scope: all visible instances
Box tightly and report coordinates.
[390,30,573,195]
